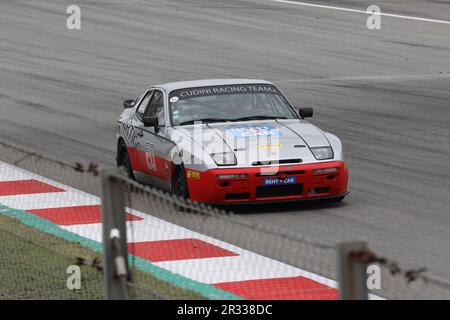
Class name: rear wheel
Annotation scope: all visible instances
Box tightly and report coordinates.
[118,141,135,180]
[172,166,189,199]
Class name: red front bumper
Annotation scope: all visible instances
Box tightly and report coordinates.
[185,161,348,204]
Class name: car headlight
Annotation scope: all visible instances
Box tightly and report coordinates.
[210,152,237,166]
[311,147,334,160]
[313,167,338,174]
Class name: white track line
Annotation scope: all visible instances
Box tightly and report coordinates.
[269,0,450,25]
[0,192,99,210]
[275,74,450,84]
[155,255,334,285]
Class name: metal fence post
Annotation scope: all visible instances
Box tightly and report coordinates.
[101,168,130,300]
[338,241,369,300]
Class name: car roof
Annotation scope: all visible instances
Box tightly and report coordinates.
[153,79,274,92]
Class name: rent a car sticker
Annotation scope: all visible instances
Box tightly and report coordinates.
[226,125,282,138]
[169,84,280,100]
[263,176,297,186]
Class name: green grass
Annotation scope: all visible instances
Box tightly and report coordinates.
[0,215,203,300]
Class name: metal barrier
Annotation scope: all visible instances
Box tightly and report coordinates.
[338,242,368,300]
[101,169,130,300]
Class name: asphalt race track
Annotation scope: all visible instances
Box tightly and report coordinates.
[0,0,449,283]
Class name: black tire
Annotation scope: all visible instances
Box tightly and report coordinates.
[172,166,189,199]
[118,141,135,180]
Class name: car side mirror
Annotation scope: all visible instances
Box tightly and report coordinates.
[123,99,135,109]
[299,107,313,118]
[143,116,158,130]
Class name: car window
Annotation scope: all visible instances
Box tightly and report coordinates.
[168,84,297,126]
[146,90,165,126]
[136,90,153,120]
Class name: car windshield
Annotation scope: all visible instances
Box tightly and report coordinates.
[169,84,298,126]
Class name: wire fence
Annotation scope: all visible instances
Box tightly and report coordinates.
[121,175,338,300]
[0,140,449,300]
[0,213,103,300]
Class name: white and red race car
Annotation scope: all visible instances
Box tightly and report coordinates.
[117,79,348,204]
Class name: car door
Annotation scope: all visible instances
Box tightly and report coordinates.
[137,89,173,190]
[124,89,153,179]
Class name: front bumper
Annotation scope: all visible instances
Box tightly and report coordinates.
[185,161,349,204]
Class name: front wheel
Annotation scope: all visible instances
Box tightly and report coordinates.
[118,141,135,180]
[172,166,189,199]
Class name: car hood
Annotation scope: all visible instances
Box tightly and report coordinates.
[174,119,331,166]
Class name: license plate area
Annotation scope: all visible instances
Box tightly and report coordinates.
[263,176,297,186]
[256,183,303,198]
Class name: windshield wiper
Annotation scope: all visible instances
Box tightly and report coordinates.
[178,118,232,126]
[232,115,288,121]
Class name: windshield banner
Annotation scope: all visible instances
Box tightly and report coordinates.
[170,84,280,100]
